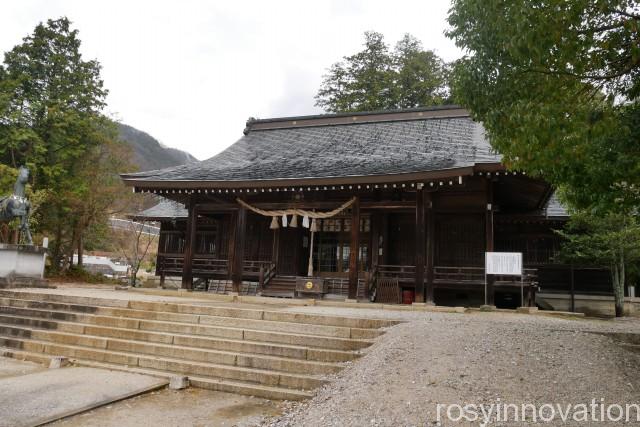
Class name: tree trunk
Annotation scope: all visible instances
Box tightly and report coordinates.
[611,257,625,317]
[66,223,77,272]
[50,224,63,274]
[129,267,137,287]
[77,232,84,268]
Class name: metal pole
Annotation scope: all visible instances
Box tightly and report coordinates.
[484,273,488,306]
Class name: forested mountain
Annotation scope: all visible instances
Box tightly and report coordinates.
[118,123,197,171]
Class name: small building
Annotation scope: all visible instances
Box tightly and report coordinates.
[72,255,128,278]
[121,106,610,309]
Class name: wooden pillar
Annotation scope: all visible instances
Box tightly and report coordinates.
[272,228,280,273]
[368,213,381,300]
[370,213,381,269]
[425,191,435,304]
[227,213,236,279]
[181,201,197,290]
[348,197,360,299]
[485,179,495,306]
[214,219,222,258]
[414,187,425,303]
[381,213,389,265]
[231,206,247,293]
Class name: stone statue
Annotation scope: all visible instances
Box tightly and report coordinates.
[0,166,33,245]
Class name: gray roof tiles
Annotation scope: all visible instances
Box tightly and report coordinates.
[123,114,501,183]
[544,192,569,217]
[134,198,187,219]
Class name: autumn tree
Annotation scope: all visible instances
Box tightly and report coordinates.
[315,32,449,112]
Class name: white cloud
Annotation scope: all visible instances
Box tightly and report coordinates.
[1,0,462,160]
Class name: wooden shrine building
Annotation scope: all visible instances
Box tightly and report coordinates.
[122,106,609,308]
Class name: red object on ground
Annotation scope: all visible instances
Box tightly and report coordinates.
[402,290,414,305]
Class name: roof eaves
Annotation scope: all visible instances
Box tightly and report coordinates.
[121,165,494,190]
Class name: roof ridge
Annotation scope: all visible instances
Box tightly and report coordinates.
[244,105,468,134]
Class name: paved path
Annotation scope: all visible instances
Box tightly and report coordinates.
[0,364,166,427]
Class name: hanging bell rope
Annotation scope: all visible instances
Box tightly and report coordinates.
[236,197,356,219]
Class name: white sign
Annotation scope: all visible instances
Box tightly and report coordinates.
[485,252,522,275]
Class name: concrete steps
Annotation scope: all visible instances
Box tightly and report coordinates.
[0,323,344,375]
[69,359,314,401]
[0,304,372,351]
[0,290,396,400]
[0,311,360,362]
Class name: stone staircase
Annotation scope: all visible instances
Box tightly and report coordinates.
[0,290,398,400]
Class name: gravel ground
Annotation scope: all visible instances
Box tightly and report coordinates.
[264,311,640,426]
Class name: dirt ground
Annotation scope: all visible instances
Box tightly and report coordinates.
[51,387,282,427]
[0,357,43,380]
[264,310,640,427]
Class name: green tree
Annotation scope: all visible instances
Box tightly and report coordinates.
[0,17,131,270]
[446,0,640,212]
[556,212,640,317]
[315,32,449,112]
[393,34,449,109]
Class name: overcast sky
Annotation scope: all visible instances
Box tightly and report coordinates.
[2,0,462,160]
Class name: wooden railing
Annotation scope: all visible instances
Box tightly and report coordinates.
[157,254,275,281]
[371,264,538,287]
[158,254,228,275]
[433,266,538,285]
[434,266,485,283]
[378,265,416,282]
[194,256,228,275]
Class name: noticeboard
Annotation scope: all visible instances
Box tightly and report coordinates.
[485,252,523,276]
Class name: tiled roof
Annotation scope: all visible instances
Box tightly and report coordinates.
[544,192,569,218]
[133,198,187,220]
[121,106,501,186]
